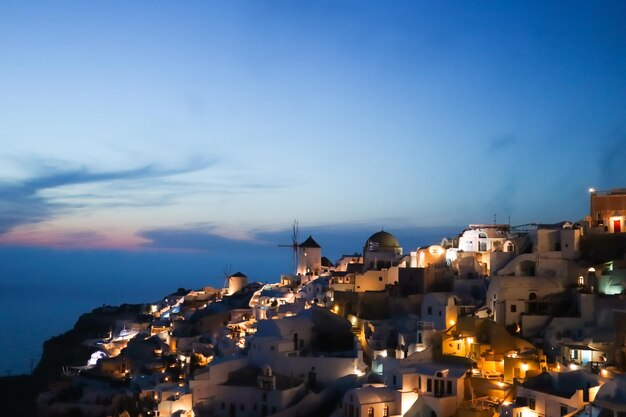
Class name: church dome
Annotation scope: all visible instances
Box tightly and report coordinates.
[365,230,401,251]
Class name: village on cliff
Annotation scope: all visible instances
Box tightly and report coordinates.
[36,189,626,417]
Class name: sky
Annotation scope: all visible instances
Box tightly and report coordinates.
[1,1,626,282]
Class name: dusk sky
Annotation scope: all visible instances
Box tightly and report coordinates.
[1,1,626,273]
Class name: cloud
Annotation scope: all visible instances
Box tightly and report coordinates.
[598,128,626,188]
[486,134,517,153]
[139,222,463,260]
[140,228,271,253]
[0,158,215,235]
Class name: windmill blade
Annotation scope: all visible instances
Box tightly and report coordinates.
[222,264,233,292]
[278,220,300,275]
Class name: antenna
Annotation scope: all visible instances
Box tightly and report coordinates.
[278,220,299,274]
[494,213,497,224]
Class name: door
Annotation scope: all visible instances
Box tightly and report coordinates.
[614,219,622,233]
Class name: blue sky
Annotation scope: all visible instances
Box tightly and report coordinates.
[1,1,625,267]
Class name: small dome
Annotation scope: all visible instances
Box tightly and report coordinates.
[365,230,401,251]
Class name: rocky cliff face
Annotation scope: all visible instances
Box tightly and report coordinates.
[33,303,148,383]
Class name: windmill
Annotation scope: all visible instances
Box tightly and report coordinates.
[278,220,299,274]
[221,264,233,295]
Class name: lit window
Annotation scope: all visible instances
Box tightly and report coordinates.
[368,407,374,417]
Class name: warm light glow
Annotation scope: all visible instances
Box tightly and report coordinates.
[588,267,596,273]
[503,401,511,406]
[521,363,529,372]
[569,363,578,370]
[497,381,505,388]
[601,369,609,377]
[350,316,357,325]
[333,305,339,313]
[467,337,474,345]
[429,245,444,255]
[589,187,596,193]
[354,368,364,377]
[449,319,456,326]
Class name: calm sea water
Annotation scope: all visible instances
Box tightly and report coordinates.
[0,248,287,375]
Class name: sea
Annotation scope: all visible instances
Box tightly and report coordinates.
[0,247,288,376]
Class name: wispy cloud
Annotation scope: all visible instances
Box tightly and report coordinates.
[598,128,626,188]
[139,222,463,259]
[0,158,215,235]
[486,134,517,154]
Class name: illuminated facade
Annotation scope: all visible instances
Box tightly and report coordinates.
[590,188,626,233]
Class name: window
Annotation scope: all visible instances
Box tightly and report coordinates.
[447,380,452,394]
[379,276,383,281]
[367,407,374,417]
[427,306,432,315]
[418,376,422,390]
[393,375,397,387]
[427,378,432,392]
[262,393,267,402]
[510,304,517,313]
[438,310,442,316]
[529,398,535,410]
[383,406,389,417]
[561,406,568,416]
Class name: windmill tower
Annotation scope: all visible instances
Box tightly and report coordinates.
[297,235,322,279]
[278,220,300,274]
[222,265,248,296]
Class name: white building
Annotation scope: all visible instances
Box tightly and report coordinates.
[501,371,601,417]
[297,236,322,278]
[487,276,564,326]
